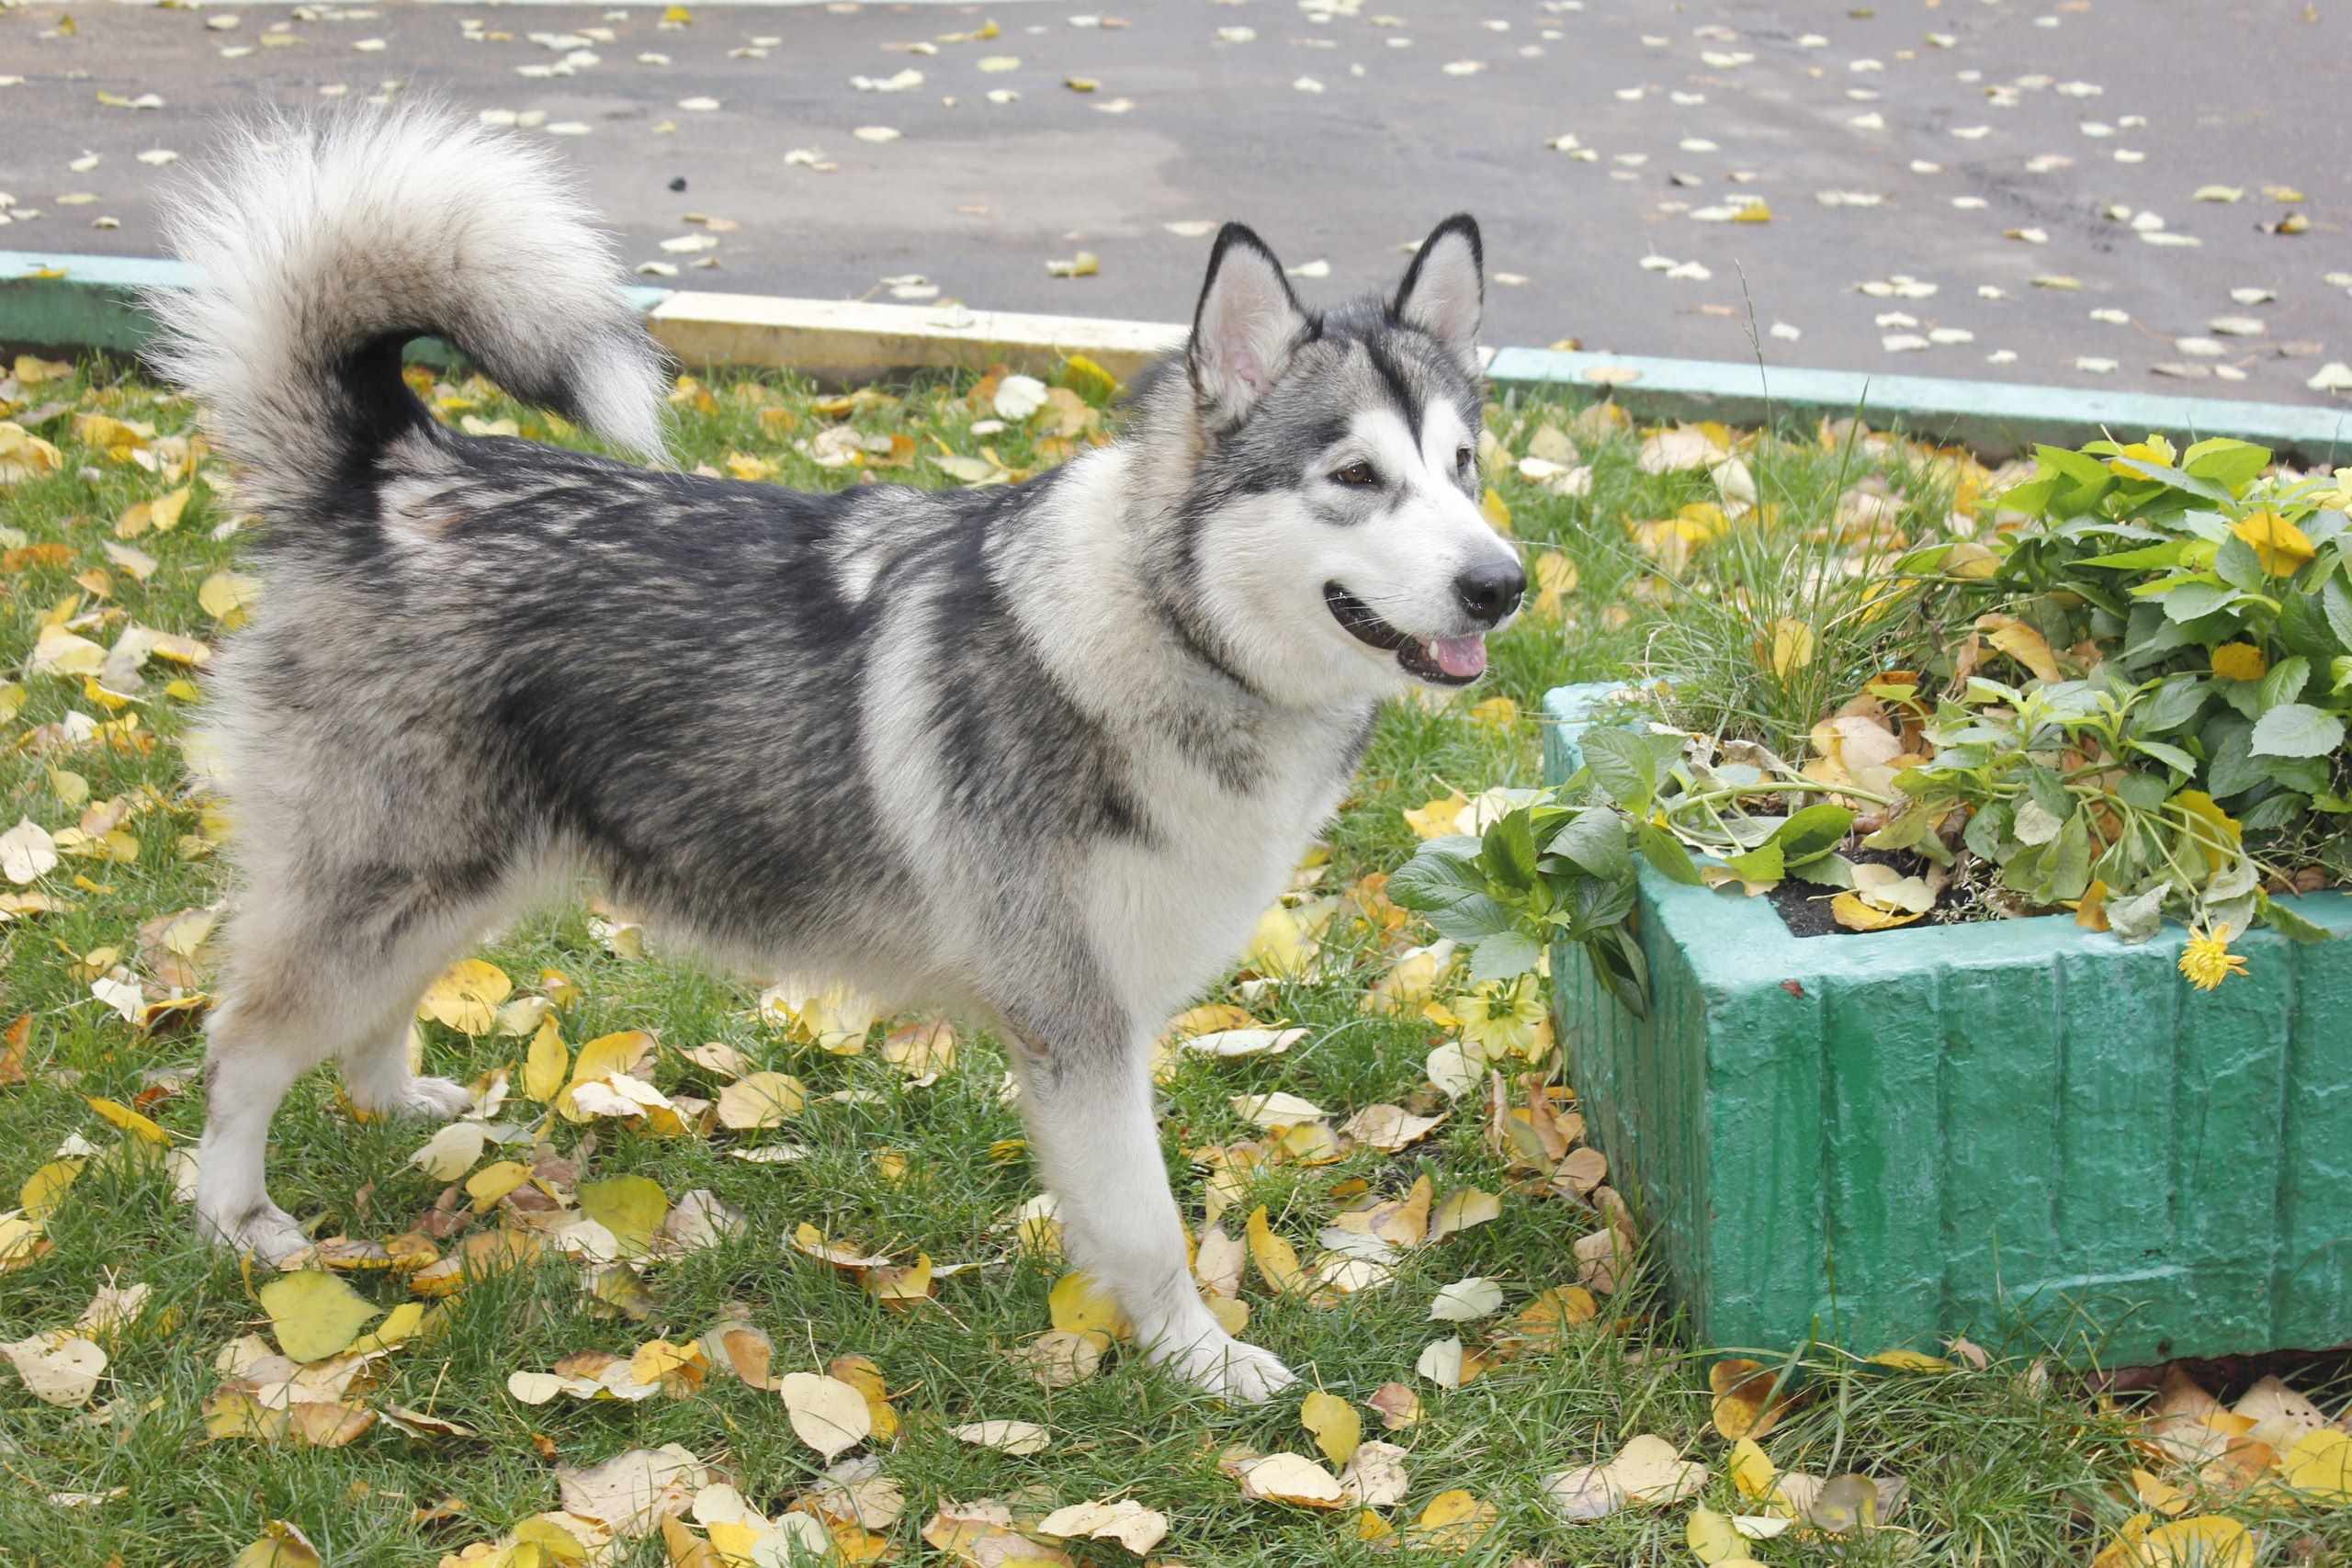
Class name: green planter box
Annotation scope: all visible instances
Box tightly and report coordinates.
[1543,682,2352,1365]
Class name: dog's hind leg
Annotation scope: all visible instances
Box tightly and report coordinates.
[197,856,510,1263]
[997,999,1299,1404]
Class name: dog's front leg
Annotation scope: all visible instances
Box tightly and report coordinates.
[1001,1013,1297,1404]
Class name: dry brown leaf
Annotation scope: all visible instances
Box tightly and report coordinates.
[1711,1359,1796,1439]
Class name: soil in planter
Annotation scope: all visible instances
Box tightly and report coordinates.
[1768,847,1989,938]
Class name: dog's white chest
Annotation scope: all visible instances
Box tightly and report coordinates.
[1084,734,1351,1024]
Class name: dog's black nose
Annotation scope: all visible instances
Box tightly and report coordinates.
[1454,559,1525,627]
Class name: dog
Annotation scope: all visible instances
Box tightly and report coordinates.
[153,107,1521,1402]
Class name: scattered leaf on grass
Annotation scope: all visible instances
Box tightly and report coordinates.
[1236,1451,1346,1507]
[416,958,511,1035]
[1711,1358,1795,1438]
[259,1271,381,1363]
[716,1070,807,1128]
[1036,1498,1169,1554]
[1301,1389,1361,1466]
[780,1371,875,1461]
[1430,1276,1504,1322]
[1338,1440,1409,1506]
[949,1418,1049,1455]
[1545,1434,1707,1520]
[229,1521,322,1568]
[557,1443,706,1537]
[2,1331,107,1405]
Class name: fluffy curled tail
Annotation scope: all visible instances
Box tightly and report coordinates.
[148,104,667,520]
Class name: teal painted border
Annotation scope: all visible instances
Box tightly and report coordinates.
[9,247,2347,463]
[1489,346,2350,465]
[1,250,673,368]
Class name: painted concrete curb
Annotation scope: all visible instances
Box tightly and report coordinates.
[1489,346,2351,464]
[7,250,2346,461]
[1543,681,2352,1364]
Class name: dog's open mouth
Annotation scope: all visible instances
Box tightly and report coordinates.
[1323,583,1487,684]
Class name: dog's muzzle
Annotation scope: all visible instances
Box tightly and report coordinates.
[1323,582,1489,684]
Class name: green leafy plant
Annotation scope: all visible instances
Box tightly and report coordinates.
[1935,435,2351,939]
[1394,434,2347,1015]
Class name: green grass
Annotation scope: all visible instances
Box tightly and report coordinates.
[1,358,2342,1566]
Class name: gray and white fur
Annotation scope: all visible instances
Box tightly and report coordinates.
[156,106,1521,1402]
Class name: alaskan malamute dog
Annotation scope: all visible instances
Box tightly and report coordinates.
[157,108,1521,1401]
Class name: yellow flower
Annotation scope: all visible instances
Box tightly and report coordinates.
[2230,511,2316,577]
[2211,642,2269,682]
[2105,434,2177,476]
[2317,467,2352,512]
[1457,975,1549,1059]
[2178,923,2249,991]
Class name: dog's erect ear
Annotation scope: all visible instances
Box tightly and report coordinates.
[1188,223,1310,423]
[1393,214,1484,370]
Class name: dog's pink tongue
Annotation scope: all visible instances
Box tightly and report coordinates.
[1430,635,1487,678]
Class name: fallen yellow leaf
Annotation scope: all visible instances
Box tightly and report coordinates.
[415,958,511,1035]
[1048,1269,1131,1339]
[1301,1389,1362,1467]
[258,1271,381,1364]
[1246,1205,1309,1296]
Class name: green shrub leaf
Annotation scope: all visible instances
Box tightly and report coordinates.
[2249,703,2346,759]
[1549,808,1630,880]
[1766,803,1856,864]
[1634,820,1704,885]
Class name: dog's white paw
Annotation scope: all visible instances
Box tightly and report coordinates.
[200,1200,312,1267]
[355,1075,474,1120]
[1149,1326,1299,1404]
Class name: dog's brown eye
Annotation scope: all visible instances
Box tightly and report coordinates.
[1454,446,1473,473]
[1331,461,1379,488]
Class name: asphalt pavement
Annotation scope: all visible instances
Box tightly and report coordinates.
[2,0,2346,402]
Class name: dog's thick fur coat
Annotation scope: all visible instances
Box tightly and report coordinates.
[157,107,1518,1400]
